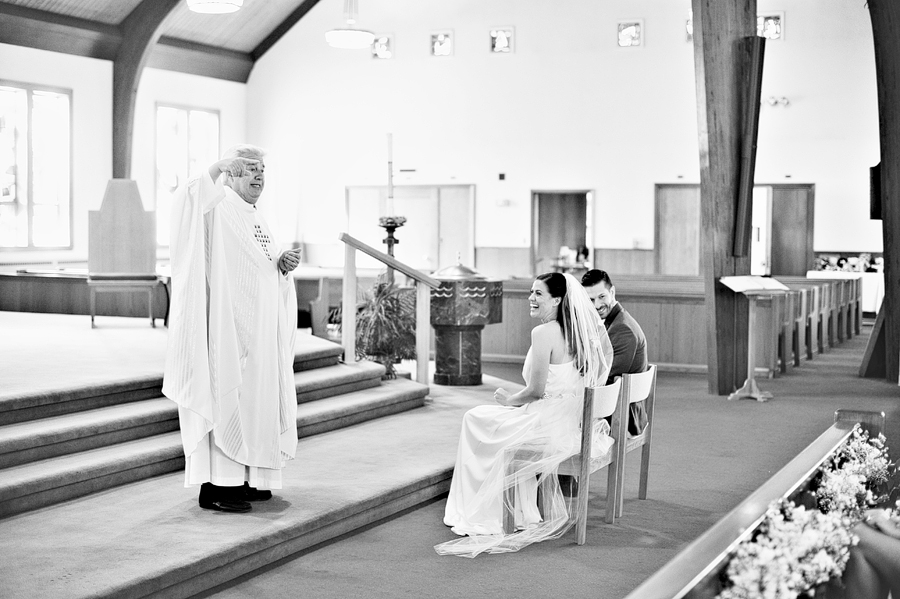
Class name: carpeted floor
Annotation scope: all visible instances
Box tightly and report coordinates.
[199,323,900,599]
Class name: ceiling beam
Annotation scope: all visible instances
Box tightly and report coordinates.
[113,0,181,179]
[0,3,119,60]
[252,0,323,61]
[150,37,253,83]
[0,3,252,82]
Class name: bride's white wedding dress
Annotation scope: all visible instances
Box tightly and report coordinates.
[436,349,606,557]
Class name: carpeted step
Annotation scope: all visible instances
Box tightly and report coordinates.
[0,362,387,470]
[0,398,179,469]
[0,432,185,519]
[0,378,479,599]
[0,336,345,427]
[0,376,429,520]
[297,377,429,437]
[295,360,385,403]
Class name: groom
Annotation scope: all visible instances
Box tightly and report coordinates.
[581,269,649,435]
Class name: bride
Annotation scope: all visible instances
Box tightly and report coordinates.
[435,272,613,558]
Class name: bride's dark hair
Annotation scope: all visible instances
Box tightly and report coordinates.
[536,271,578,368]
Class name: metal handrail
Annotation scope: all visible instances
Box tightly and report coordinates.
[338,232,440,385]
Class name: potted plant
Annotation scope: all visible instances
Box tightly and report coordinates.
[334,272,417,379]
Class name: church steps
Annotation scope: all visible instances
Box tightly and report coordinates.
[294,360,385,403]
[0,335,345,428]
[0,375,164,427]
[0,375,428,519]
[0,432,185,518]
[0,362,389,471]
[0,398,178,469]
[296,377,429,437]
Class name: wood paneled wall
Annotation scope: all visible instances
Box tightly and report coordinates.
[482,276,708,371]
[0,273,168,319]
[592,249,656,275]
[474,248,532,280]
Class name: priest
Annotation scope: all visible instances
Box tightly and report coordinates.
[163,144,300,513]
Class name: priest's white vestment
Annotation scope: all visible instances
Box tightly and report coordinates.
[163,171,298,489]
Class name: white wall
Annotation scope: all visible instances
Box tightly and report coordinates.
[0,0,882,267]
[131,67,248,216]
[248,0,881,268]
[0,43,112,264]
[0,46,247,266]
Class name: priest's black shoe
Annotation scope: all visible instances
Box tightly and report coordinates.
[243,482,273,502]
[199,483,252,513]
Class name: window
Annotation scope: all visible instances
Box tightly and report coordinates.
[155,105,219,246]
[0,81,72,249]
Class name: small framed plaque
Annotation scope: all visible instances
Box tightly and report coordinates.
[431,30,453,56]
[617,20,643,47]
[490,27,514,53]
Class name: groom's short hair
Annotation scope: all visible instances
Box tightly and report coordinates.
[581,269,613,289]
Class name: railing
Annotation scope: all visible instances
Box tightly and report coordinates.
[338,233,442,385]
[623,409,885,599]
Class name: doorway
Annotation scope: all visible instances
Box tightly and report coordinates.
[655,184,701,275]
[654,183,814,276]
[531,190,593,275]
[346,185,475,272]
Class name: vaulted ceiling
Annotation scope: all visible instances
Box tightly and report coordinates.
[0,0,322,82]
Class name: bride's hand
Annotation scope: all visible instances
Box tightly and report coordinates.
[494,388,512,406]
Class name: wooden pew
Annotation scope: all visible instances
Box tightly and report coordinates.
[622,409,885,599]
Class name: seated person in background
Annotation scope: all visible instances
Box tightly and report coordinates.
[842,507,900,598]
[581,269,649,436]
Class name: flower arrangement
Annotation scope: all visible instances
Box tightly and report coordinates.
[717,426,893,599]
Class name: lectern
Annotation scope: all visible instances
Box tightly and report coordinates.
[87,180,160,327]
[720,276,790,402]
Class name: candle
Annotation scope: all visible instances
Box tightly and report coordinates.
[387,133,394,215]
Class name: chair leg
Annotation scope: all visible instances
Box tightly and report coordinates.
[574,474,591,545]
[615,466,626,517]
[792,326,801,367]
[502,464,516,534]
[605,463,618,524]
[638,444,651,500]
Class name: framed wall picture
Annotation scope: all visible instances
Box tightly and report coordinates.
[617,19,644,47]
[431,30,453,56]
[490,27,514,53]
[372,34,393,59]
[757,12,784,40]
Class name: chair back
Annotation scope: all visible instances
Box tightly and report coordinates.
[623,364,656,406]
[587,377,621,421]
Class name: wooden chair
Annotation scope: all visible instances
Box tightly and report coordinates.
[501,377,622,544]
[608,364,658,522]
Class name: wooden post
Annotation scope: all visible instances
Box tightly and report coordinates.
[342,244,357,364]
[416,282,431,385]
[691,0,758,394]
[868,1,900,383]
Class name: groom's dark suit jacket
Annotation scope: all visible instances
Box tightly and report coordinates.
[604,302,649,435]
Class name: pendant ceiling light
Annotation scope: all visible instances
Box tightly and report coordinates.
[325,0,375,49]
[186,0,243,14]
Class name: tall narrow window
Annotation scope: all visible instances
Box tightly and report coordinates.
[155,105,219,246]
[0,82,72,249]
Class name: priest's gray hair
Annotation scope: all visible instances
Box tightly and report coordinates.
[222,144,266,161]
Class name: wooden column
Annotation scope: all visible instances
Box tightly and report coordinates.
[692,0,758,395]
[112,0,180,179]
[868,1,900,383]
